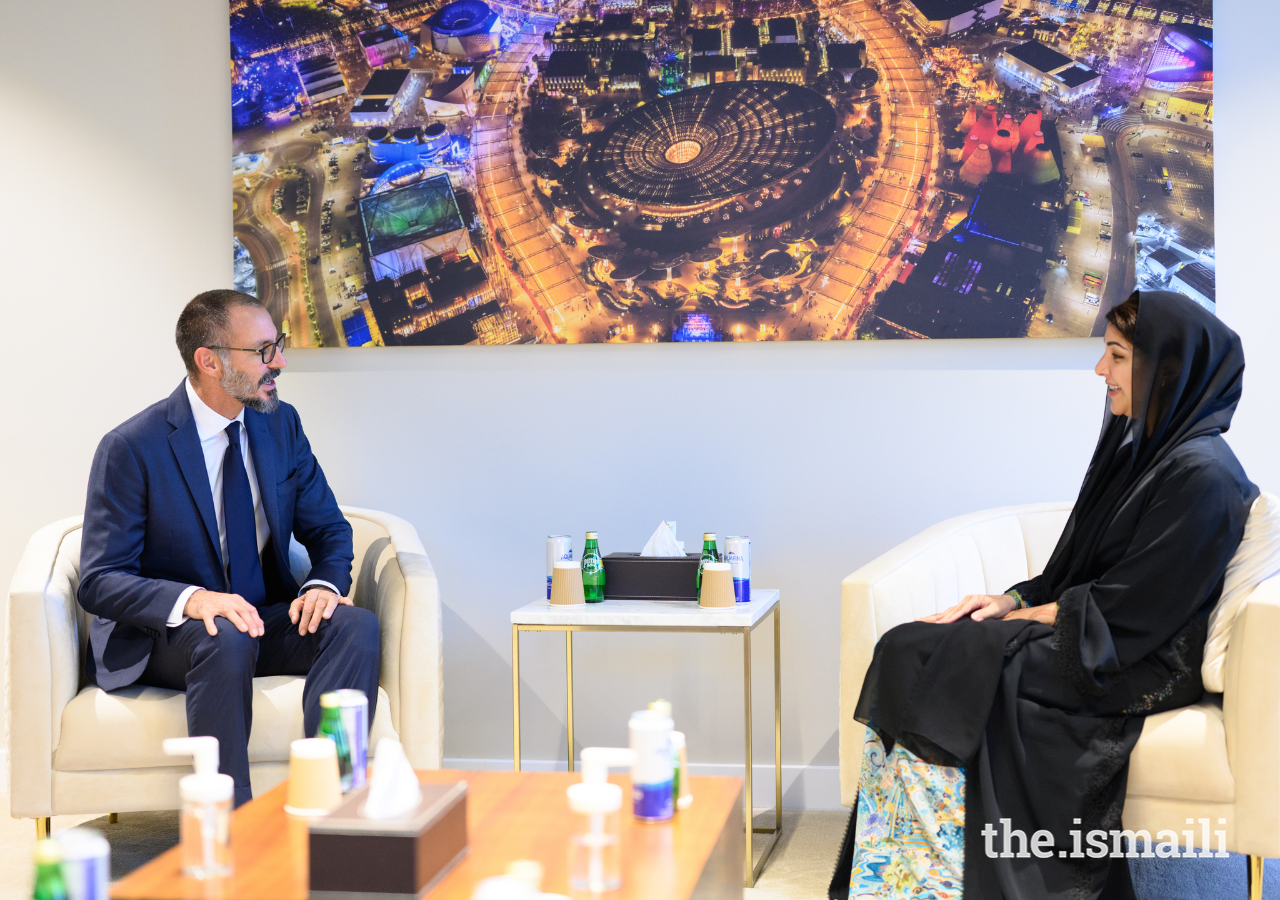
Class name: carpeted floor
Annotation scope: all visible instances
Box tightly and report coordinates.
[747,809,851,899]
[3,793,1278,899]
[1128,853,1280,900]
[1,789,180,896]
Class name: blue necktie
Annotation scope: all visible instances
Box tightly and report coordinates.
[223,421,267,607]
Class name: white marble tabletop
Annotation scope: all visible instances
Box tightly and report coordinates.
[511,589,779,628]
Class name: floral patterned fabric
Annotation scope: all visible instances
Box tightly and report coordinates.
[849,732,965,899]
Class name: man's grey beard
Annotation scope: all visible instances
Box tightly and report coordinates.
[220,361,281,413]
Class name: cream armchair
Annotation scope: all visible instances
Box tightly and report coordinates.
[6,506,441,835]
[840,501,1280,896]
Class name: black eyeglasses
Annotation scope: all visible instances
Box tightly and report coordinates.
[208,334,288,365]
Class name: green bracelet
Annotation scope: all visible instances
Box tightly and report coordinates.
[1008,590,1026,610]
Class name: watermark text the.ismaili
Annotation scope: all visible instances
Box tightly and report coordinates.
[983,818,1230,859]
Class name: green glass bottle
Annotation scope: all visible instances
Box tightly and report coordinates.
[318,694,354,792]
[696,533,720,594]
[582,531,605,602]
[32,840,67,900]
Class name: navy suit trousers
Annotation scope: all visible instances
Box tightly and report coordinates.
[137,602,380,806]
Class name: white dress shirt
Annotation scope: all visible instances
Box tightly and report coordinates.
[170,379,338,626]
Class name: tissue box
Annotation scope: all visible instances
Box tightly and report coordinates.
[309,780,468,899]
[603,552,701,601]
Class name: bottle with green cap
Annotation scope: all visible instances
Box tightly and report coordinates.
[319,694,354,792]
[696,533,720,595]
[32,840,68,900]
[582,532,605,603]
[649,700,683,806]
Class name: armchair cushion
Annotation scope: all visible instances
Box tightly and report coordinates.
[1202,492,1280,692]
[53,677,397,771]
[1127,697,1234,803]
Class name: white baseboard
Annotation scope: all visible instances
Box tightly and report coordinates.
[444,757,844,809]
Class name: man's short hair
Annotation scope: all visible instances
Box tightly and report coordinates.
[176,290,266,377]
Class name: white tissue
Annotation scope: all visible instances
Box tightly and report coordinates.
[640,521,684,557]
[360,738,422,819]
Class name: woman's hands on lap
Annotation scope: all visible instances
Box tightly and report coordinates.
[918,593,1017,624]
[917,594,1058,624]
[1004,602,1058,624]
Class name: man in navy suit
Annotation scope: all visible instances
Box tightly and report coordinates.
[79,289,380,806]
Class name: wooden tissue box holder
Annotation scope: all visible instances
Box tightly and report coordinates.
[309,780,468,899]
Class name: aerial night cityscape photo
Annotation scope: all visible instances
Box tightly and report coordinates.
[229,0,1214,344]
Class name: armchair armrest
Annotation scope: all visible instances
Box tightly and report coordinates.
[839,569,879,808]
[1222,572,1280,858]
[340,507,442,771]
[6,517,84,818]
[838,532,956,806]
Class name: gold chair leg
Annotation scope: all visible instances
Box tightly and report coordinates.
[35,817,50,839]
[108,813,119,824]
[1248,855,1264,900]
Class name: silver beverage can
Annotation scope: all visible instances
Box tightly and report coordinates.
[54,828,110,900]
[725,536,751,603]
[333,689,369,790]
[547,535,573,599]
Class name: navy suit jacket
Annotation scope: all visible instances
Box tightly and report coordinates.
[78,381,354,691]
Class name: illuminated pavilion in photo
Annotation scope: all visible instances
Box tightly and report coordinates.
[358,174,470,282]
[571,82,845,248]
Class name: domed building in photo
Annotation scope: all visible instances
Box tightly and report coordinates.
[423,0,502,59]
[573,82,843,246]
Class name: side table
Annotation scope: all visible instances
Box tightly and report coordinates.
[510,590,781,886]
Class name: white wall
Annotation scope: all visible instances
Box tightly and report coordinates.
[2,0,1276,806]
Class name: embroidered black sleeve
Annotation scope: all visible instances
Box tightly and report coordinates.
[1005,575,1047,607]
[1051,584,1117,697]
[1121,617,1206,715]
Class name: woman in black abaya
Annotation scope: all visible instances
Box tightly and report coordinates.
[848,291,1257,900]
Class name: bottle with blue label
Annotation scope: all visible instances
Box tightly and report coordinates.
[724,536,750,603]
[628,709,674,822]
[547,536,573,600]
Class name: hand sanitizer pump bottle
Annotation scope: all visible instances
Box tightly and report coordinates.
[566,747,636,893]
[163,737,234,879]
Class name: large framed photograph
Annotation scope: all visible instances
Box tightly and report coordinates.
[230,0,1213,345]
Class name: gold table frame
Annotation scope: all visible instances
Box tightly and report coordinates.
[511,596,782,887]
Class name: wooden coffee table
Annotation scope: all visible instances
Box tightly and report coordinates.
[110,770,744,900]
